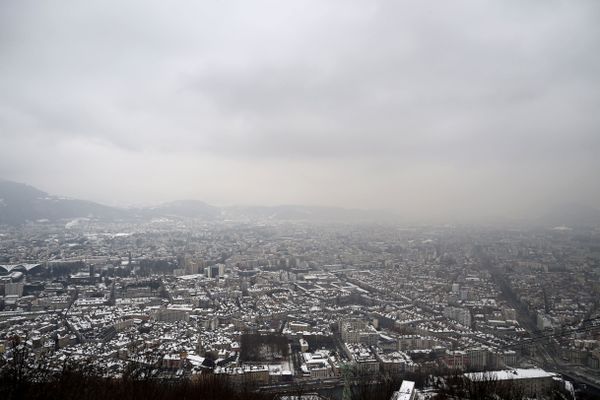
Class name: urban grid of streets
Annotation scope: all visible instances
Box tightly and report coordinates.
[1,219,599,396]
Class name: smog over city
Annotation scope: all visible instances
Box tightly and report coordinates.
[1,1,599,400]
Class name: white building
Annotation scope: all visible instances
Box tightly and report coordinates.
[391,380,416,400]
[464,368,556,398]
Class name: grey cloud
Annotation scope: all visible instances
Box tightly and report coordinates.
[0,0,599,218]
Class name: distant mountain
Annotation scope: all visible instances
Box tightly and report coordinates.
[0,180,125,225]
[222,204,394,223]
[139,200,221,220]
[0,180,395,225]
[4,180,600,227]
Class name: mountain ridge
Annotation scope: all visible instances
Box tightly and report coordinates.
[2,180,600,227]
[0,180,394,225]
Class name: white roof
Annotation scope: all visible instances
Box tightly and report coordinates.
[393,380,415,400]
[465,368,555,382]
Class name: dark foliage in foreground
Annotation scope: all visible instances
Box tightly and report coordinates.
[0,336,577,400]
[0,370,271,400]
[0,337,269,400]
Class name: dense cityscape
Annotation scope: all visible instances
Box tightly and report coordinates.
[1,213,599,399]
[2,1,599,399]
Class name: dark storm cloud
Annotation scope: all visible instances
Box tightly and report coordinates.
[1,0,599,219]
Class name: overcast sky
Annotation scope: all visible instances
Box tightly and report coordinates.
[1,0,599,221]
